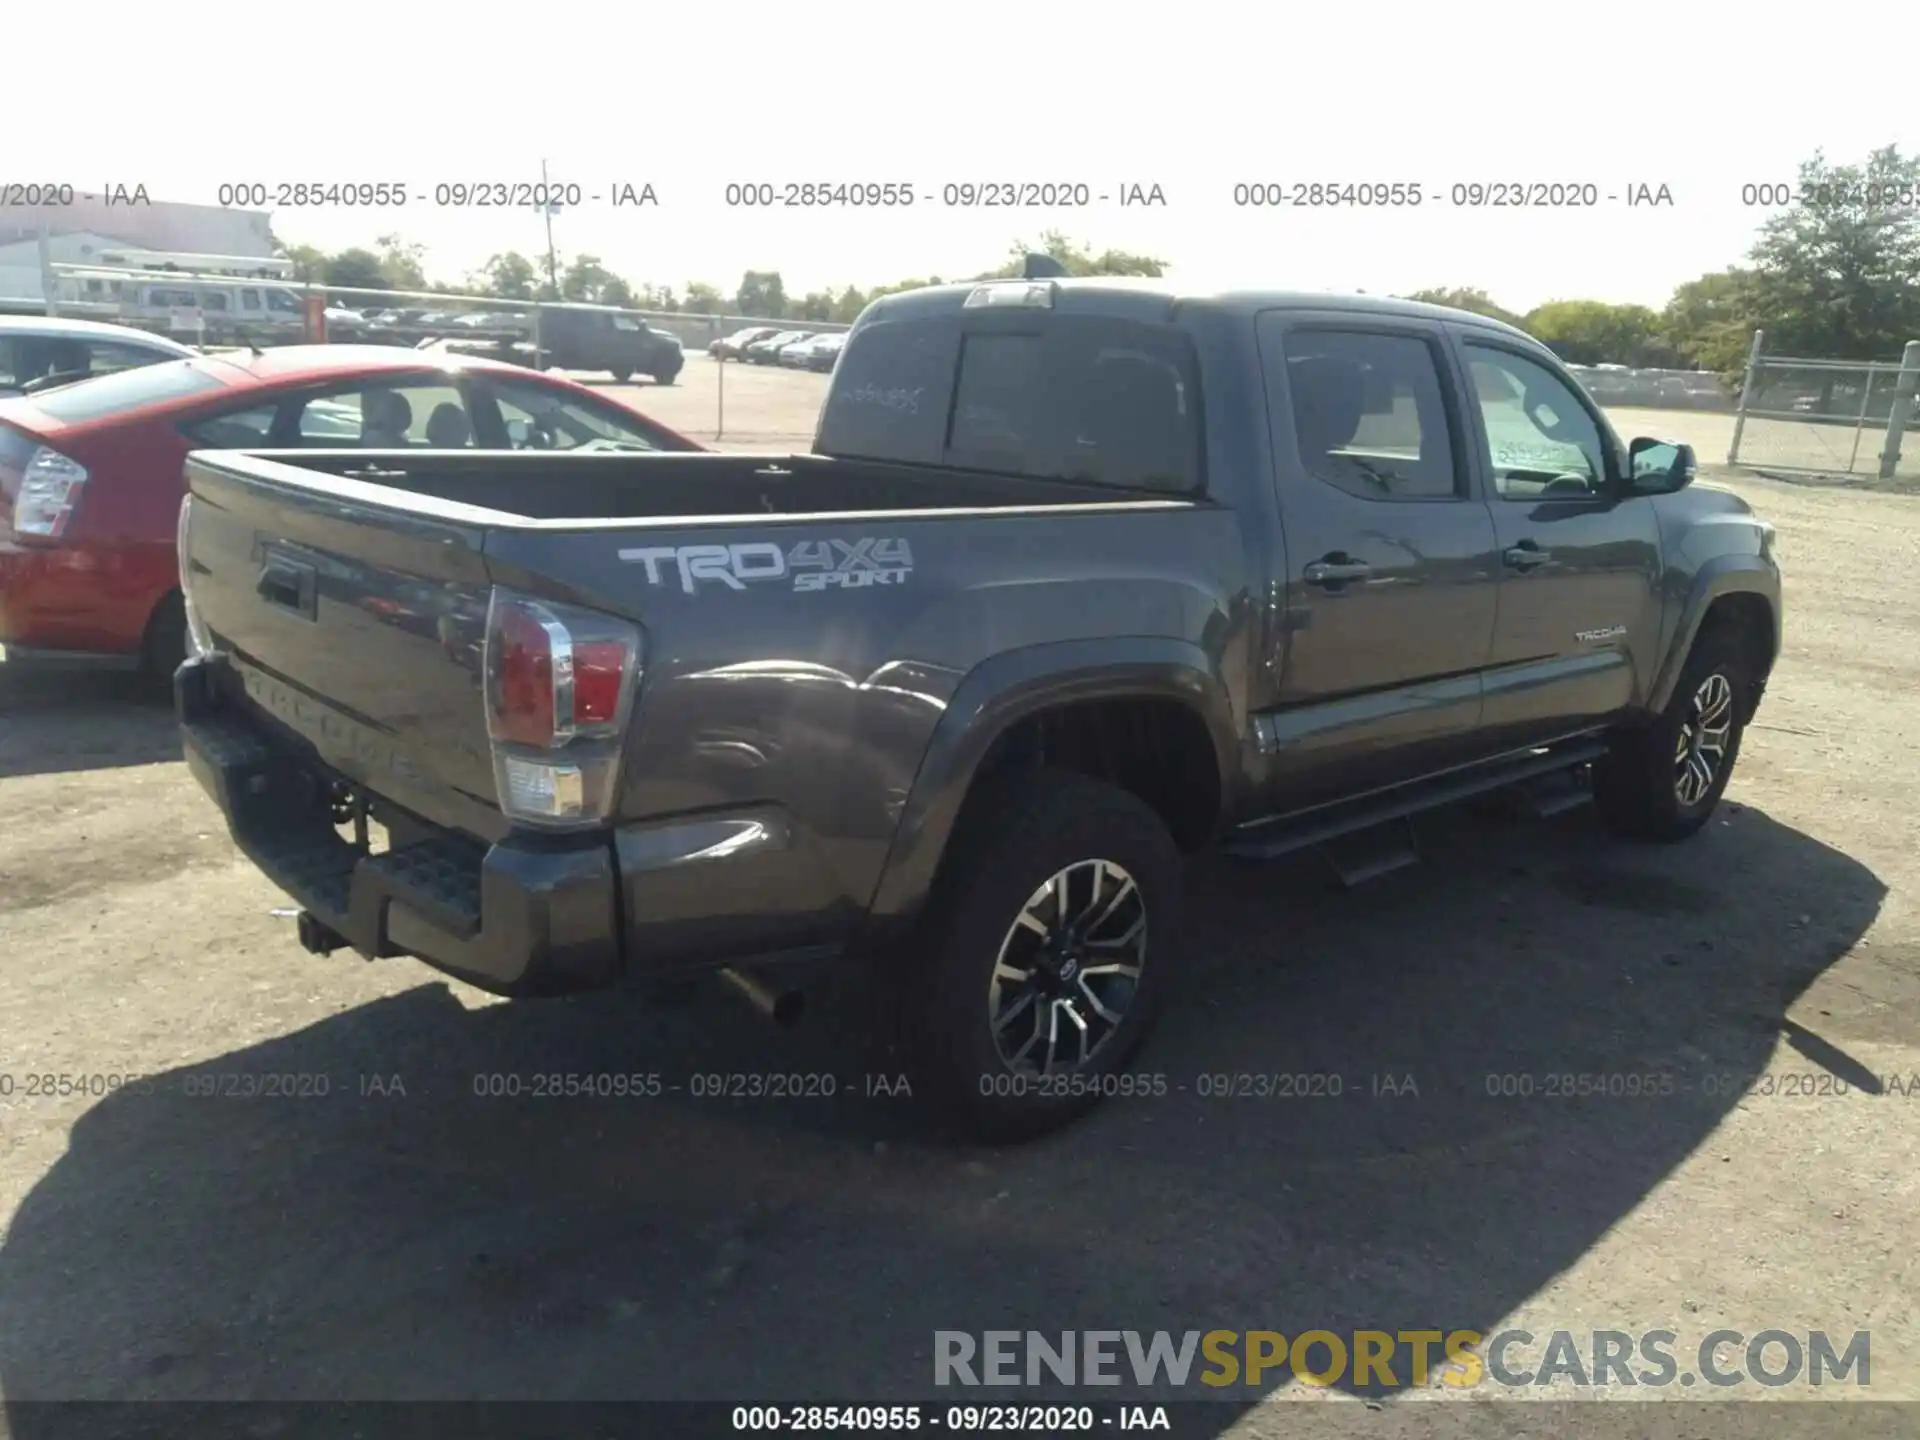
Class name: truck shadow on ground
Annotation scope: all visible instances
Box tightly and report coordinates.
[0,667,178,779]
[0,800,1887,1430]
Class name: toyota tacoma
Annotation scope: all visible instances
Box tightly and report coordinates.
[173,272,1782,1138]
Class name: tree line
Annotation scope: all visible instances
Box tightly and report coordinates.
[280,144,1920,383]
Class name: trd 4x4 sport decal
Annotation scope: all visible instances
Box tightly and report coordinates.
[618,538,914,594]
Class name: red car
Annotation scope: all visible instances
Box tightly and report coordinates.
[0,345,700,675]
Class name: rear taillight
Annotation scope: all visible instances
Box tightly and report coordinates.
[176,495,213,657]
[12,445,89,538]
[483,588,643,828]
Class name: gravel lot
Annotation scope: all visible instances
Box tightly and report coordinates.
[1,365,1916,1434]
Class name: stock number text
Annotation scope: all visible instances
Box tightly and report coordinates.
[1235,181,1423,207]
[218,182,408,208]
[725,182,916,208]
[1742,181,1919,209]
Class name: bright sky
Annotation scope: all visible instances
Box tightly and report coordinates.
[14,0,1917,312]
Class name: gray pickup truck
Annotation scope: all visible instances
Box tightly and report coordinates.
[175,276,1782,1138]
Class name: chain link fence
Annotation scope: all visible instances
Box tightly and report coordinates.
[1728,333,1920,480]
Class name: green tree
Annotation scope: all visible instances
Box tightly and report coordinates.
[682,281,730,315]
[280,243,329,284]
[561,253,617,302]
[599,275,636,308]
[794,290,839,322]
[1401,286,1526,329]
[477,251,539,300]
[1742,145,1920,362]
[373,234,427,291]
[830,285,868,323]
[323,247,387,294]
[1661,269,1758,374]
[735,270,787,318]
[1523,299,1671,367]
[986,230,1166,278]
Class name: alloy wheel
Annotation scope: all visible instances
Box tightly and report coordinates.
[1674,671,1735,806]
[987,859,1148,1074]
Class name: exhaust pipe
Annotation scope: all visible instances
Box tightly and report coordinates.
[718,966,806,1028]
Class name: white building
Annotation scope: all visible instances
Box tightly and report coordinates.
[0,196,275,308]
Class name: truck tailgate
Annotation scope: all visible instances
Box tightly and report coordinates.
[182,452,504,839]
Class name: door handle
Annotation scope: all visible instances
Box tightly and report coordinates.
[1304,558,1372,587]
[1503,543,1552,571]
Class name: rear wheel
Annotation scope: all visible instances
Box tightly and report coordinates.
[895,771,1183,1142]
[1594,627,1751,841]
[609,366,633,383]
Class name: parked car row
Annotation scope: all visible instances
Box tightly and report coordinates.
[708,325,846,372]
[0,346,698,676]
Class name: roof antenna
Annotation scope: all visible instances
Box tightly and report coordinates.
[1021,253,1068,280]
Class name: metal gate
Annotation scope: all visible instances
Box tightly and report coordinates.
[1727,332,1920,479]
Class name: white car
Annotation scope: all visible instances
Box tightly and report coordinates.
[0,315,196,398]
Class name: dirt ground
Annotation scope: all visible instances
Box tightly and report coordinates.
[1,372,1918,1432]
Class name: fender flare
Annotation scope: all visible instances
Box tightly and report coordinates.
[861,636,1239,937]
[1646,556,1781,715]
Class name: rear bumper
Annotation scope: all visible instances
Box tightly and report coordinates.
[178,653,848,996]
[178,654,622,998]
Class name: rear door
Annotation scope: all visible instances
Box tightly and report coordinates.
[1254,312,1501,810]
[1449,333,1662,749]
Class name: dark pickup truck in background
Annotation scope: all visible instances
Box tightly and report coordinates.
[442,303,684,384]
[174,277,1782,1138]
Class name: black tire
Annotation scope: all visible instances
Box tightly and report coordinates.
[142,592,188,682]
[609,366,632,384]
[1594,626,1751,842]
[894,770,1183,1142]
[652,368,679,386]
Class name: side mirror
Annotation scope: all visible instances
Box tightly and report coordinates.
[505,418,531,447]
[1628,437,1696,494]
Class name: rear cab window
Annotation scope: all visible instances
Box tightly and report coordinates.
[818,293,1203,492]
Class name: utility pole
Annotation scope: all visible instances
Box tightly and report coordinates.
[541,157,561,299]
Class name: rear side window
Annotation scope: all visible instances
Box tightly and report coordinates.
[819,312,1202,491]
[27,360,225,421]
[181,405,277,447]
[1279,329,1460,500]
[292,382,473,447]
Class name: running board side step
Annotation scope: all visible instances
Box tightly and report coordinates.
[1222,738,1610,863]
[1315,815,1422,889]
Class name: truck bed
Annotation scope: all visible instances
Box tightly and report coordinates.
[216,449,1176,524]
[175,443,1234,992]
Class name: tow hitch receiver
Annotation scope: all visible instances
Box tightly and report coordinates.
[297,910,348,955]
